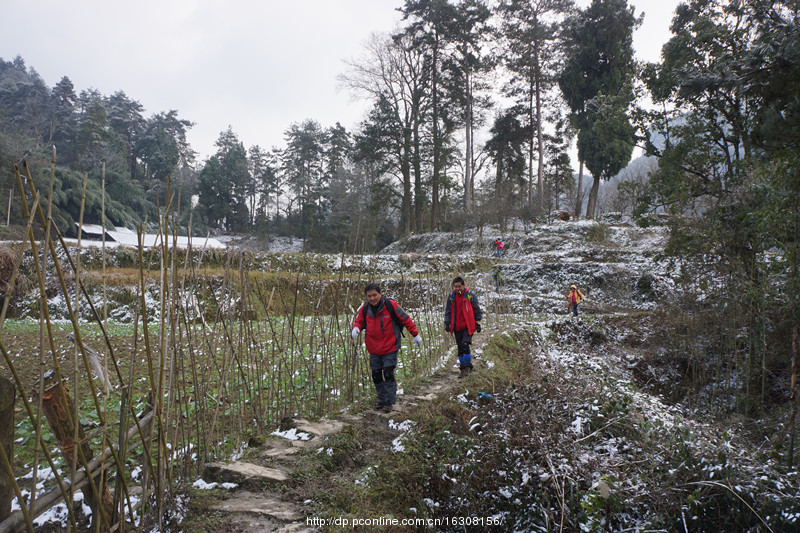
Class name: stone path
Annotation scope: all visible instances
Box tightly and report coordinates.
[201,340,491,532]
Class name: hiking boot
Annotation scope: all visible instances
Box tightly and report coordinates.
[464,366,473,377]
[381,403,393,413]
[374,402,386,411]
[458,367,466,379]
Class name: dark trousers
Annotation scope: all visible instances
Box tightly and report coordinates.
[370,351,397,405]
[572,302,579,316]
[454,329,473,368]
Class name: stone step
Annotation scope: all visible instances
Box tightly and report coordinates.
[292,418,346,437]
[290,436,324,449]
[211,491,304,521]
[263,446,301,459]
[276,523,317,533]
[408,393,437,402]
[204,461,289,484]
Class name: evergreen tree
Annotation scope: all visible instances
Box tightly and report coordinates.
[50,76,78,165]
[640,0,800,428]
[198,128,249,231]
[75,88,110,171]
[498,0,573,215]
[341,33,428,235]
[134,110,194,185]
[485,109,528,223]
[324,122,352,184]
[399,0,461,230]
[282,119,325,207]
[106,91,145,178]
[441,0,492,213]
[559,0,640,218]
[543,117,575,213]
[247,145,271,227]
[0,57,51,150]
[644,0,757,212]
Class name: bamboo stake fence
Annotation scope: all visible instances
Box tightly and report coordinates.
[0,159,512,532]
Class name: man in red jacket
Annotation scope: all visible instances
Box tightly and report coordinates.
[352,283,423,412]
[444,276,482,378]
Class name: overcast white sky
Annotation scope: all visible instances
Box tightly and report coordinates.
[2,0,680,163]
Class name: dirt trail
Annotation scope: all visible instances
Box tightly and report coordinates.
[198,332,497,533]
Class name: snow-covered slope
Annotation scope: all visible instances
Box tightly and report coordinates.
[383,219,675,313]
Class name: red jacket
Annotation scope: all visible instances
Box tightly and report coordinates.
[444,288,482,335]
[353,297,419,356]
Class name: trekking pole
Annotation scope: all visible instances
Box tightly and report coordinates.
[350,336,358,403]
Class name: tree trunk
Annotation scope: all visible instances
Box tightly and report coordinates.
[495,147,504,194]
[535,55,544,216]
[131,157,137,182]
[430,36,441,231]
[587,175,600,219]
[574,159,584,218]
[464,68,474,213]
[528,72,535,211]
[401,125,413,234]
[495,142,505,219]
[413,114,423,233]
[555,180,560,211]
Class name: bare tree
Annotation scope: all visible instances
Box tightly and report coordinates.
[340,33,428,235]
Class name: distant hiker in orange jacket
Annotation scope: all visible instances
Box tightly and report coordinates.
[566,284,585,316]
[352,283,422,412]
[444,277,482,378]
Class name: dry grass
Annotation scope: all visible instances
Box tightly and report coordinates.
[0,244,23,296]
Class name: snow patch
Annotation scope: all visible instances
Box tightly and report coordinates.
[272,427,312,441]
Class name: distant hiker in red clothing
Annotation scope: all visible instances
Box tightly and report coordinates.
[493,238,505,258]
[444,276,483,378]
[352,283,422,412]
[566,284,585,316]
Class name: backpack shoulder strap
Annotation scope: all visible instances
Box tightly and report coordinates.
[363,299,404,332]
[385,299,405,331]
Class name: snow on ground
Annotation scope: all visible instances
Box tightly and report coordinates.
[272,427,312,441]
[260,236,304,252]
[192,479,238,490]
[11,219,684,323]
[468,315,800,529]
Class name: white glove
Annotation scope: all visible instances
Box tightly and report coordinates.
[351,327,360,339]
[413,335,423,347]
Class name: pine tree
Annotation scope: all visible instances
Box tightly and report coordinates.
[485,109,528,225]
[441,0,492,213]
[50,76,78,165]
[498,0,573,215]
[559,0,640,218]
[75,88,110,171]
[106,91,145,178]
[198,128,249,231]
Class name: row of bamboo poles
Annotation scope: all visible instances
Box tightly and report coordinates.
[0,156,511,532]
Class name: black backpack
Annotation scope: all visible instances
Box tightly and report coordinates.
[362,298,405,335]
